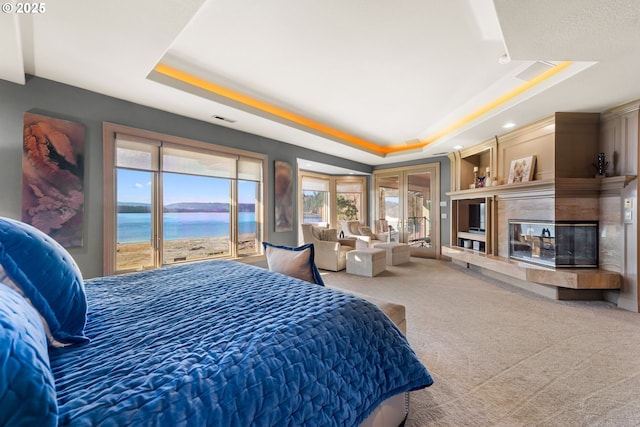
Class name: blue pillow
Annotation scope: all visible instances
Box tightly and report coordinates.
[0,217,88,345]
[262,242,325,286]
[0,284,57,426]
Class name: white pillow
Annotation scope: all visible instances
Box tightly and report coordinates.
[311,225,323,240]
[348,222,361,235]
[262,242,324,285]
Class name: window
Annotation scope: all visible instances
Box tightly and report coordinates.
[116,168,155,271]
[336,180,363,222]
[103,125,265,275]
[298,170,366,232]
[301,175,330,225]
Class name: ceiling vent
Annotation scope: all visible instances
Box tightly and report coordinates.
[212,115,236,123]
[515,61,555,82]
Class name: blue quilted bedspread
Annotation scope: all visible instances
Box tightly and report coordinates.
[49,260,433,426]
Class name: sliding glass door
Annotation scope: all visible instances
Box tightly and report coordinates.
[374,163,440,258]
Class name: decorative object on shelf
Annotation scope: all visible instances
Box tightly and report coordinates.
[477,176,485,188]
[472,166,478,188]
[484,167,492,187]
[507,155,536,184]
[592,152,609,177]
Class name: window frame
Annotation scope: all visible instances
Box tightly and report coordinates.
[335,177,366,223]
[300,174,331,225]
[103,122,266,275]
[297,170,367,237]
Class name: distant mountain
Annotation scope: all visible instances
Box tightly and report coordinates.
[117,202,151,213]
[164,202,229,212]
[164,202,255,212]
[237,203,256,212]
[117,201,255,213]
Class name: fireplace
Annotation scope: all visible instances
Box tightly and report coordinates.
[508,220,598,268]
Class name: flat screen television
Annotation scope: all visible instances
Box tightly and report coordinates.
[468,202,485,232]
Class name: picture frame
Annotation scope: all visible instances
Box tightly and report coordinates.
[507,155,536,184]
[274,160,293,232]
[22,112,85,247]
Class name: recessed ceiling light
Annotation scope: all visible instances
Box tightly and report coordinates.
[502,122,516,129]
[453,145,463,150]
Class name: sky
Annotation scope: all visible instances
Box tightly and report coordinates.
[117,169,256,205]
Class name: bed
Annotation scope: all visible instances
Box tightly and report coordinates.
[0,217,433,426]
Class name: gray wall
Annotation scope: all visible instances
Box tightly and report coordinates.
[1,77,451,277]
[0,77,372,278]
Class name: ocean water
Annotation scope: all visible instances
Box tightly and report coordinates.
[117,212,257,243]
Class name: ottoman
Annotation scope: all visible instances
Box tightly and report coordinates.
[346,248,386,277]
[375,242,411,265]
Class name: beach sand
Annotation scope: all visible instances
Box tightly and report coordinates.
[117,234,258,270]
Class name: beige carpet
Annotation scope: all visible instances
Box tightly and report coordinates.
[323,258,640,427]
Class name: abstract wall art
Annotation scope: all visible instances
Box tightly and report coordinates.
[274,160,293,232]
[22,112,85,247]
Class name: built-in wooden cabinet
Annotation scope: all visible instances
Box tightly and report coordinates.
[599,100,640,312]
[600,101,639,177]
[445,110,638,297]
[450,140,497,192]
[450,197,492,254]
[449,113,600,193]
[448,112,601,257]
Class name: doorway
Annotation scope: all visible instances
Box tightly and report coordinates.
[374,163,440,258]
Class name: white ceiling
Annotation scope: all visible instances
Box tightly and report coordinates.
[2,0,639,168]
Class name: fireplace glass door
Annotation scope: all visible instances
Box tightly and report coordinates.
[508,220,598,268]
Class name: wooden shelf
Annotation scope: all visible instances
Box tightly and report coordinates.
[447,179,552,199]
[446,176,636,200]
[442,245,621,290]
[457,231,486,242]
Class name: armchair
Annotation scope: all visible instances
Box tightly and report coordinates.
[340,220,389,249]
[301,224,356,271]
[375,219,399,243]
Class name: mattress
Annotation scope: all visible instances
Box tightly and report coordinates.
[48,260,432,426]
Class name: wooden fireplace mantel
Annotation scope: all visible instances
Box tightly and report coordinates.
[446,175,635,200]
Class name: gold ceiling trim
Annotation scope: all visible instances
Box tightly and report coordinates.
[154,61,573,156]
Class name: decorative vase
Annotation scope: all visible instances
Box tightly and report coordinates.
[485,168,492,187]
[592,152,609,178]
